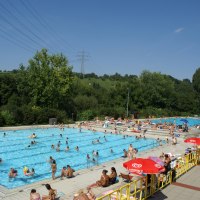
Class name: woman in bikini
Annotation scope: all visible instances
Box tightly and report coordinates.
[42,184,57,200]
[51,160,57,180]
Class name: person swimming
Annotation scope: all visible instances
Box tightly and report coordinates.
[87,154,90,160]
[9,168,17,178]
[56,144,60,152]
[65,146,69,151]
[75,146,79,151]
[29,133,37,138]
[92,139,100,144]
[92,150,99,157]
[24,167,35,176]
[31,140,36,145]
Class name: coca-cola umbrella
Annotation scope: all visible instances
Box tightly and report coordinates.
[184,137,200,145]
[123,158,165,175]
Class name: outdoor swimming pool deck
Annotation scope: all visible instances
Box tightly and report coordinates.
[0,124,199,200]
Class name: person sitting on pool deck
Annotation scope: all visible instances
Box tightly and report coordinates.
[42,184,57,200]
[109,167,117,184]
[172,136,177,145]
[65,165,75,178]
[60,166,67,179]
[30,189,41,200]
[119,172,134,182]
[87,170,110,189]
[9,168,17,178]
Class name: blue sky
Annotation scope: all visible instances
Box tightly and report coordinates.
[0,0,200,80]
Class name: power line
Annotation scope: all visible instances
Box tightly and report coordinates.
[0,1,45,50]
[0,27,34,53]
[20,0,77,54]
[20,0,60,50]
[5,0,54,51]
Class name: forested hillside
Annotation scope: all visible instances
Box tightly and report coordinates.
[0,49,200,126]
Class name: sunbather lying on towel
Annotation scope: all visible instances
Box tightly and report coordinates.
[119,172,134,182]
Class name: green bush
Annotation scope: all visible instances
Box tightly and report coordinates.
[78,110,97,121]
[0,113,5,126]
[1,110,15,125]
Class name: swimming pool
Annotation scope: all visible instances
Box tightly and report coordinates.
[152,117,200,127]
[0,128,159,189]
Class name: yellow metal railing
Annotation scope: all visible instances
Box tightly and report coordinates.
[96,149,200,200]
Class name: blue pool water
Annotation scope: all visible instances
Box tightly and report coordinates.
[0,128,159,189]
[152,117,200,127]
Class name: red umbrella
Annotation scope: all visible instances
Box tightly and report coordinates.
[123,158,165,175]
[184,137,200,145]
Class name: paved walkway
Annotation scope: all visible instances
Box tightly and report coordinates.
[150,166,200,200]
[0,125,199,200]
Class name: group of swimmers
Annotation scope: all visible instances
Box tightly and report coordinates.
[92,135,108,144]
[8,167,35,178]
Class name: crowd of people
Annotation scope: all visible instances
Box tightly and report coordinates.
[1,119,196,200]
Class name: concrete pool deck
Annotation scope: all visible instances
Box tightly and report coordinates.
[0,124,199,200]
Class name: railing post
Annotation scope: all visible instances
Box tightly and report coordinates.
[169,170,172,184]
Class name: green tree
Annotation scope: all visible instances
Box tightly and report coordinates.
[192,68,200,93]
[26,49,73,108]
[139,71,175,109]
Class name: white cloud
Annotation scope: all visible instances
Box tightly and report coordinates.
[174,27,184,33]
